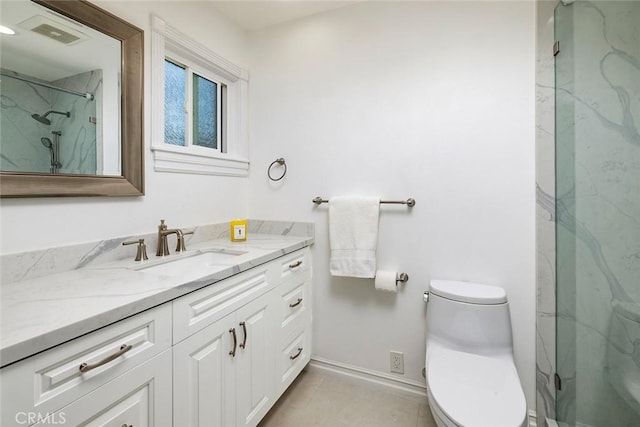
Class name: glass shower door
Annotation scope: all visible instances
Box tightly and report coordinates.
[554,1,640,426]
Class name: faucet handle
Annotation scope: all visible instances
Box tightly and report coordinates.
[175,230,194,252]
[122,239,149,262]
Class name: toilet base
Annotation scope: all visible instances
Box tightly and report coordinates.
[427,388,455,427]
[427,385,527,427]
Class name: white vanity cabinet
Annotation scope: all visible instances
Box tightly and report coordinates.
[172,247,312,427]
[1,246,312,427]
[276,260,313,394]
[173,290,277,427]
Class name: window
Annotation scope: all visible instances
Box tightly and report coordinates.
[151,16,248,176]
[164,59,225,152]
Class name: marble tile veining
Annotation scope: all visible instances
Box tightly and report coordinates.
[537,1,640,426]
[0,219,314,285]
[0,68,101,175]
[0,220,314,368]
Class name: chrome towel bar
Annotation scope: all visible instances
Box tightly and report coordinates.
[312,196,415,207]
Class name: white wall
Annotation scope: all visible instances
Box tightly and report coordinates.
[0,0,538,413]
[247,0,537,409]
[0,1,250,254]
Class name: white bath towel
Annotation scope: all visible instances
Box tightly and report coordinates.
[329,196,380,278]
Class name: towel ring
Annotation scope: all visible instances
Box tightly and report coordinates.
[268,158,287,181]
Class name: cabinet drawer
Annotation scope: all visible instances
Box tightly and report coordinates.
[33,349,172,427]
[277,326,311,395]
[279,273,311,332]
[0,304,171,426]
[173,265,273,343]
[277,248,311,282]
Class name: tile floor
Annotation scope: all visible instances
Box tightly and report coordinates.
[259,366,437,427]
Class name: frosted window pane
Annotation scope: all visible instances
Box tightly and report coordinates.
[192,74,217,149]
[164,60,185,146]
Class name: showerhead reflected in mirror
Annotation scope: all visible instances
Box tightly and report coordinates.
[0,0,121,176]
[40,136,60,173]
[31,110,70,125]
[0,0,144,198]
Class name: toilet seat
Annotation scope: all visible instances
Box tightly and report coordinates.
[427,348,526,427]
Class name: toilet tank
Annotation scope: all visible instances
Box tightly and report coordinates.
[426,280,515,358]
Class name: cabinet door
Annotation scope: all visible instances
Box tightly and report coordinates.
[32,350,172,427]
[173,313,237,427]
[235,291,277,427]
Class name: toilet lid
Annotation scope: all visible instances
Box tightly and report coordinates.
[427,348,526,427]
[429,280,507,304]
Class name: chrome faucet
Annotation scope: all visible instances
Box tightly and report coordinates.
[156,219,185,256]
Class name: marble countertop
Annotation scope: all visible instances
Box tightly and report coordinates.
[0,234,313,368]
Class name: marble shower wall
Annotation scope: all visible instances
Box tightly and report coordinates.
[0,70,52,173]
[537,1,640,426]
[51,70,101,174]
[0,69,100,174]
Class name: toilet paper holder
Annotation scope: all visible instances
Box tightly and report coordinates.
[397,272,409,283]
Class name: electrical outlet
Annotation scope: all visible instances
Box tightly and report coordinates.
[390,351,404,374]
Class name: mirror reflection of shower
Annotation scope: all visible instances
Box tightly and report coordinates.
[31,110,70,126]
[0,68,102,175]
[40,131,63,173]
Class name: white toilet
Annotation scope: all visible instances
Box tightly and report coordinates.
[425,280,527,427]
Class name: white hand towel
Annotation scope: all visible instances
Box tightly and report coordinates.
[329,196,380,278]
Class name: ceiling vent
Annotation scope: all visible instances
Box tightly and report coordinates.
[18,15,90,45]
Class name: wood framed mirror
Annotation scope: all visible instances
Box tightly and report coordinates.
[0,0,144,197]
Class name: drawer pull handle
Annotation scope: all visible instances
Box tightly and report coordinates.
[289,298,303,308]
[290,347,303,360]
[229,328,237,357]
[288,260,303,269]
[79,344,132,373]
[239,321,248,349]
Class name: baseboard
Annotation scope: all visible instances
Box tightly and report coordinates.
[309,356,427,397]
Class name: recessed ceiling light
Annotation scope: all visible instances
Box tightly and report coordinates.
[0,25,16,35]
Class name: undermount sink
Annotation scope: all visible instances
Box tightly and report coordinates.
[133,249,246,278]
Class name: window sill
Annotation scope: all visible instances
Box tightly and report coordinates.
[151,144,249,177]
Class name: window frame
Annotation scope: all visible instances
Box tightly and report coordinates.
[164,55,226,154]
[151,16,249,176]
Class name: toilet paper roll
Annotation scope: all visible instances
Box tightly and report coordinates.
[375,270,397,293]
